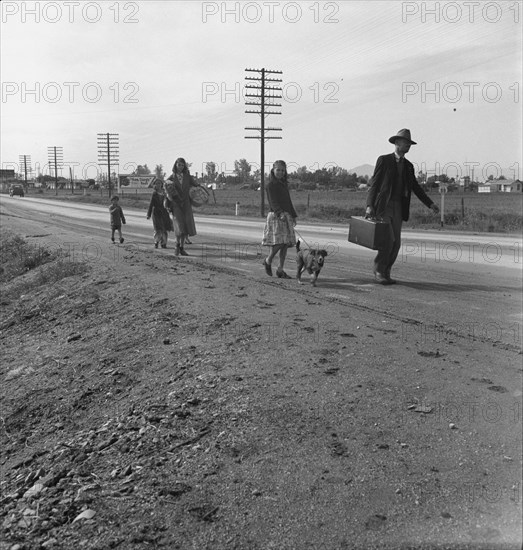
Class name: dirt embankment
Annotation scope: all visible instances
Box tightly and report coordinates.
[0,212,521,550]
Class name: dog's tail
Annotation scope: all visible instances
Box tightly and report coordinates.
[296,239,301,252]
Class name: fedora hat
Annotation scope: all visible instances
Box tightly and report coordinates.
[389,128,417,145]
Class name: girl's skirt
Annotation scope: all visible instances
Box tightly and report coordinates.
[262,211,296,246]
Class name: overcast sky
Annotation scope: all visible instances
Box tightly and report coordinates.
[1,0,522,181]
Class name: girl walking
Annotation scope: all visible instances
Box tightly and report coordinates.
[146,179,173,248]
[261,160,297,278]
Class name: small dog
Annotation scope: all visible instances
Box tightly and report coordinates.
[296,240,328,286]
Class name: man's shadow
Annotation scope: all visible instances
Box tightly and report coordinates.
[315,277,516,294]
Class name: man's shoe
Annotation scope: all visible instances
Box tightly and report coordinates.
[375,272,392,285]
[385,271,397,284]
[175,245,180,256]
[180,248,189,256]
[276,269,291,279]
[119,237,124,244]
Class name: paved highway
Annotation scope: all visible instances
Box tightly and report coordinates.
[2,195,522,349]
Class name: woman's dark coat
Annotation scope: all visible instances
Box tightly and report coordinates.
[164,173,197,237]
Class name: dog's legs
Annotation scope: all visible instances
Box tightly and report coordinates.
[311,272,318,287]
[296,257,304,284]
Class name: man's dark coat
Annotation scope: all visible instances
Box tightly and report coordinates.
[366,153,433,221]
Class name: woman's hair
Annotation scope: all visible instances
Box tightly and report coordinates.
[173,158,189,174]
[269,160,288,184]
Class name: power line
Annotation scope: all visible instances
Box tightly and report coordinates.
[244,67,283,217]
[97,133,119,197]
[47,146,63,195]
[19,155,31,187]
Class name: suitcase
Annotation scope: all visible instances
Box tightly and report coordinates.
[348,216,391,250]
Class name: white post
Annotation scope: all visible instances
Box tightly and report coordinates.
[437,180,447,227]
[235,201,240,216]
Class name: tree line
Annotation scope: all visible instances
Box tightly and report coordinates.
[30,160,509,191]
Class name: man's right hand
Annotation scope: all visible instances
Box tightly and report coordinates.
[365,206,374,219]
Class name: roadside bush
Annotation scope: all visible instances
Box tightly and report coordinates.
[0,232,89,294]
[0,232,52,283]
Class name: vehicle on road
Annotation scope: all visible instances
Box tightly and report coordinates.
[9,184,25,197]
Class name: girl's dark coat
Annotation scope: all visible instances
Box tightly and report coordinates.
[147,191,173,233]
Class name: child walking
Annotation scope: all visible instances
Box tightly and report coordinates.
[261,160,297,278]
[146,179,173,248]
[109,195,126,243]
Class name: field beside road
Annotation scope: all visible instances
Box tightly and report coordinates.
[4,187,522,233]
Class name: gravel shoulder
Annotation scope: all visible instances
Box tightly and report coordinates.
[1,209,521,550]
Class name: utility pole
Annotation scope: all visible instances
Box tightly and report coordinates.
[244,68,282,217]
[19,155,31,189]
[47,147,63,195]
[97,133,119,197]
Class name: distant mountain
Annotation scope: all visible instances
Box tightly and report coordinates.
[348,164,374,177]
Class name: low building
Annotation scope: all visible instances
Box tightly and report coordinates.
[501,179,522,192]
[1,169,16,181]
[478,180,522,193]
[0,169,17,191]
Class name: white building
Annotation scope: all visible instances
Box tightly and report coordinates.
[478,180,522,193]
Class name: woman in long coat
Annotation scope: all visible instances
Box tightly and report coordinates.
[146,179,173,248]
[164,158,198,256]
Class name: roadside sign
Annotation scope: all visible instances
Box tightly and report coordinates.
[118,175,155,192]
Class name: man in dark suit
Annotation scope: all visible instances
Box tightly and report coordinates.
[366,129,439,285]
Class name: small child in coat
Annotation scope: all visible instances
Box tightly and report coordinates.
[109,195,126,243]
